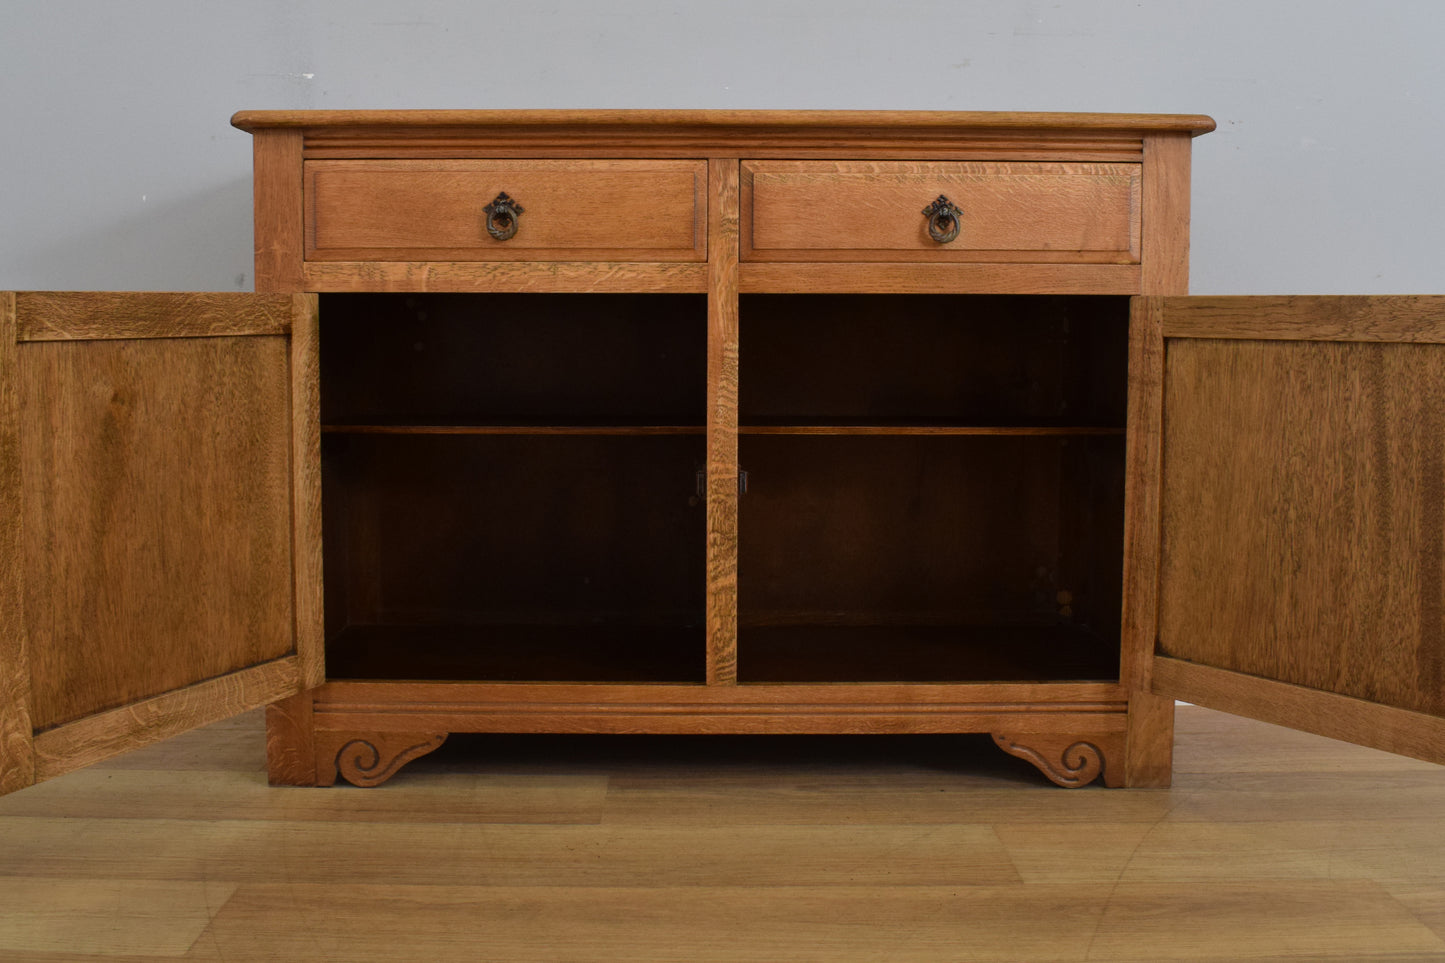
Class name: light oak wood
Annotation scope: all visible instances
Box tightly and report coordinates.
[1159,294,1445,341]
[20,333,296,728]
[706,159,741,686]
[0,292,324,794]
[1121,688,1175,787]
[252,130,304,292]
[13,291,293,341]
[1140,133,1193,294]
[1120,298,1174,787]
[1120,297,1166,694]
[1158,325,1445,723]
[0,293,34,796]
[314,730,448,787]
[264,692,317,787]
[239,111,1200,789]
[302,260,708,292]
[289,296,324,689]
[32,657,301,780]
[739,261,1141,293]
[1154,657,1445,766]
[306,159,707,262]
[742,160,1140,262]
[232,108,1218,133]
[991,730,1125,788]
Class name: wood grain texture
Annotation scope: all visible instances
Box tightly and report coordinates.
[991,730,1124,787]
[20,330,295,729]
[301,260,708,293]
[315,680,1125,710]
[252,129,304,292]
[232,108,1218,133]
[743,160,1140,262]
[1120,299,1174,787]
[32,657,301,781]
[314,730,447,787]
[0,292,35,796]
[0,877,236,957]
[16,703,1445,962]
[1159,295,1445,341]
[289,296,324,689]
[1159,331,1445,721]
[306,159,706,261]
[1122,688,1174,788]
[740,262,1141,294]
[1140,133,1192,294]
[707,159,740,686]
[13,291,293,341]
[264,692,318,787]
[1154,657,1445,766]
[312,680,1126,739]
[1120,297,1165,693]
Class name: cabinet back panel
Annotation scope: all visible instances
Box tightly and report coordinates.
[21,337,295,730]
[324,434,705,629]
[738,435,1124,632]
[320,294,706,427]
[740,295,1127,426]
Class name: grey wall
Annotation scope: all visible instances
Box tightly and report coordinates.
[1,0,1441,294]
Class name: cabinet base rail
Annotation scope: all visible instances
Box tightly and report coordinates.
[267,682,1131,788]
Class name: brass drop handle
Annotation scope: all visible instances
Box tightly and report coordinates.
[483,192,524,241]
[923,195,962,244]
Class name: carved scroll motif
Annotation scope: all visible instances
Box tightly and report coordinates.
[327,732,448,787]
[991,732,1122,788]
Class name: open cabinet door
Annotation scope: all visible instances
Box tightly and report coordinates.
[0,292,321,795]
[1147,296,1445,765]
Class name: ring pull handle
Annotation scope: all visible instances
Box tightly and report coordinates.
[483,192,524,241]
[922,195,962,244]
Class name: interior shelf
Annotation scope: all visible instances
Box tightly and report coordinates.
[322,423,705,435]
[738,423,1124,436]
[738,624,1119,683]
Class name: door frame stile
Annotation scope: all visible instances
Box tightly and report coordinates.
[0,291,36,794]
[706,157,741,686]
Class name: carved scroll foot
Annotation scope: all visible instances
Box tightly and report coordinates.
[991,731,1124,788]
[314,731,448,787]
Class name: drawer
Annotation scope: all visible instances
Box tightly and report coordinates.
[306,159,707,261]
[742,161,1140,263]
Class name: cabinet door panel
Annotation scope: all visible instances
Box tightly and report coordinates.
[0,292,321,794]
[1150,296,1445,765]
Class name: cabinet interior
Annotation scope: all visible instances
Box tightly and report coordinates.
[319,292,1128,685]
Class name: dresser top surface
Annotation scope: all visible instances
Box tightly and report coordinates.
[231,109,1216,135]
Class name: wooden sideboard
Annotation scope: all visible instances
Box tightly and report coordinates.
[2,111,1443,796]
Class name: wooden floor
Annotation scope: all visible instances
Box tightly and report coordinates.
[0,706,1442,961]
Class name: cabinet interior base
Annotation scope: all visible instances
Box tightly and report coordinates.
[324,622,1118,685]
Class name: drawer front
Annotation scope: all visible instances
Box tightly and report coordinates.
[742,161,1140,263]
[306,160,707,262]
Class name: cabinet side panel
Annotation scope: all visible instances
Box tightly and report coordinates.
[254,130,305,293]
[1160,338,1445,717]
[707,159,740,685]
[1140,134,1191,295]
[0,293,36,794]
[21,336,296,729]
